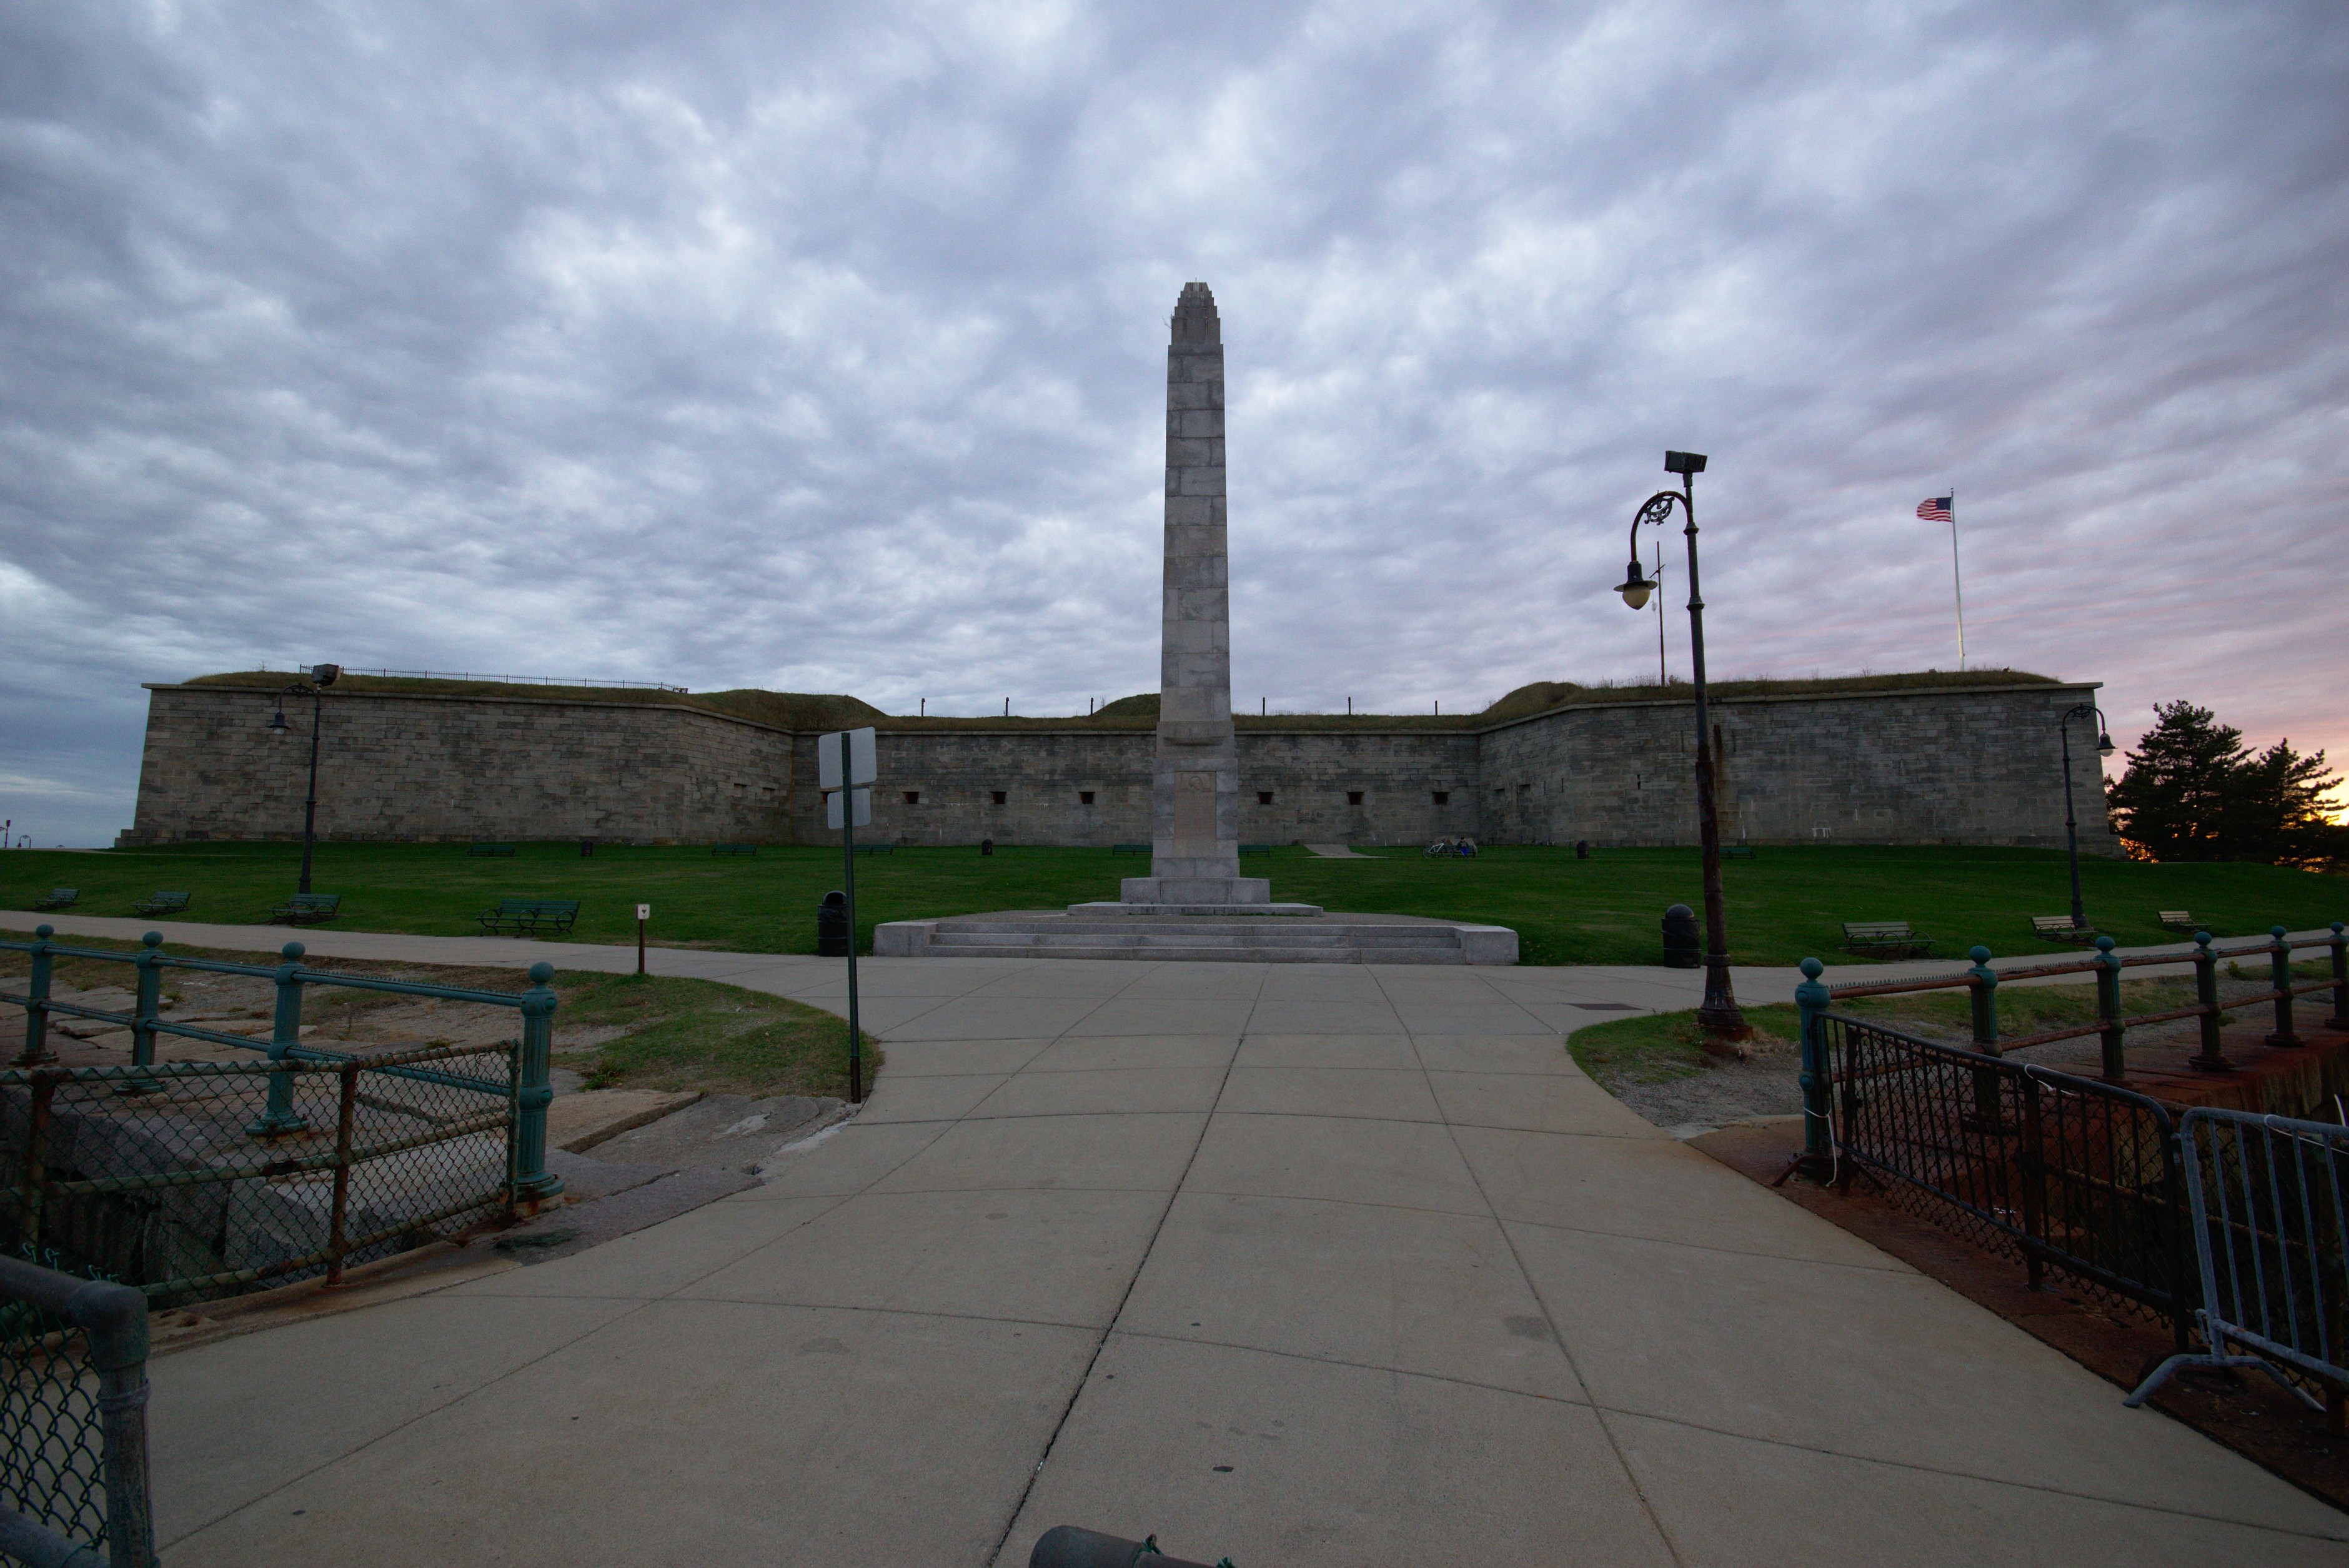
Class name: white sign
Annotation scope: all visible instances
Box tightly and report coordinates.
[636,904,650,921]
[826,787,872,830]
[817,727,878,791]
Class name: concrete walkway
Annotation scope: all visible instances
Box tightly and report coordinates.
[3,915,2343,1562]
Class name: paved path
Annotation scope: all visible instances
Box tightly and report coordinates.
[3,914,2343,1563]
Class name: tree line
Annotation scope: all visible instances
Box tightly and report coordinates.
[2107,700,2345,866]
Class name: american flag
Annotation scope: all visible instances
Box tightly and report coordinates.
[1917,496,1953,523]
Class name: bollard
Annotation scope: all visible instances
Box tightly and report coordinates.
[247,941,311,1136]
[2188,931,2233,1073]
[2328,921,2348,1033]
[1965,946,2004,1131]
[13,923,56,1066]
[510,961,565,1209]
[1661,903,1701,969]
[2094,936,2126,1083]
[119,931,164,1096]
[2267,924,2302,1048]
[1794,958,1835,1180]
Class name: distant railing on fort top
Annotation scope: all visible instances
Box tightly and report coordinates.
[287,666,688,693]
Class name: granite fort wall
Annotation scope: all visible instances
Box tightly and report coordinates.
[1476,682,2117,850]
[121,681,2116,852]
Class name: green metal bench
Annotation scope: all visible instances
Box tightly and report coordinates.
[711,843,758,856]
[132,891,191,916]
[269,893,342,926]
[30,888,76,911]
[477,898,580,936]
[1110,843,1150,856]
[466,843,517,858]
[1840,920,1932,958]
[1239,843,1272,856]
[854,843,893,856]
[1722,845,1757,860]
[2030,915,2097,945]
[2157,909,2198,932]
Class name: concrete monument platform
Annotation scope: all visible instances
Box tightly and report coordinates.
[873,909,1518,964]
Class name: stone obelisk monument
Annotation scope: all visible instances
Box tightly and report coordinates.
[1121,282,1273,907]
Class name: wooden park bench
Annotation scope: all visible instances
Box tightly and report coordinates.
[31,888,77,910]
[132,891,191,917]
[476,898,580,936]
[2157,910,2199,932]
[1840,920,1932,958]
[466,843,517,858]
[268,893,342,926]
[1111,843,1150,856]
[1722,845,1757,860]
[2030,915,2098,944]
[712,843,758,856]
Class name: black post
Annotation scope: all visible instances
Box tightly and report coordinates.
[299,687,323,896]
[840,732,863,1104]
[1678,469,1746,1038]
[2058,709,2085,930]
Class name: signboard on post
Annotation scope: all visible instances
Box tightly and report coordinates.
[817,728,877,792]
[817,727,877,1105]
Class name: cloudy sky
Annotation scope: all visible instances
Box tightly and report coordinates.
[4,1,2345,846]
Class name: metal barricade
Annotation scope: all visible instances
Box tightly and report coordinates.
[0,1253,154,1567]
[2128,1108,2349,1412]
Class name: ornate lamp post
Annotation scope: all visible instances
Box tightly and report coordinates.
[2056,702,2116,930]
[1614,452,1747,1038]
[266,664,341,895]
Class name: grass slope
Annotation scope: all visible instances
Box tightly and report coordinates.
[5,842,2339,966]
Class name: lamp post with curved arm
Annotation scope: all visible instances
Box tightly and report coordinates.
[2057,702,2116,931]
[1614,452,1747,1039]
[266,664,341,895]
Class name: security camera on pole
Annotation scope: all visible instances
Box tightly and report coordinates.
[818,727,877,1103]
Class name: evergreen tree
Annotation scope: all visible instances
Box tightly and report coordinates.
[2107,701,2243,861]
[2223,738,2347,867]
[2108,700,2346,865]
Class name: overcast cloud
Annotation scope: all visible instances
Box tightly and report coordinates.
[4,1,2345,845]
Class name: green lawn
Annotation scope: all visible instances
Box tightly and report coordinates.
[2,841,2339,967]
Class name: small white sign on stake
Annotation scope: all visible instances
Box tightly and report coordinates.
[636,903,650,921]
[817,728,878,791]
[826,788,872,830]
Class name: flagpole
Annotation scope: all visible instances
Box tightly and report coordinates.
[1948,487,1965,670]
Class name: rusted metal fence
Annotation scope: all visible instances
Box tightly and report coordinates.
[0,926,564,1306]
[0,1251,154,1567]
[1805,1009,2187,1338]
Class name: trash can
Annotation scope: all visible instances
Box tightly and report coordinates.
[579,838,595,858]
[980,837,995,857]
[817,890,850,956]
[1662,903,1701,968]
[1575,839,1590,860]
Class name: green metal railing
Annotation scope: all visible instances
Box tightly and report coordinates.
[0,926,564,1305]
[0,1251,154,1567]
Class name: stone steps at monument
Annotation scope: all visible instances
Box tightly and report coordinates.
[881,914,1513,965]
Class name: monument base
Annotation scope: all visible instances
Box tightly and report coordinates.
[1118,876,1273,905]
[1070,900,1325,918]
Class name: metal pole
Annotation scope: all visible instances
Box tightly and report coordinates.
[1679,471,1746,1037]
[2059,710,2086,930]
[841,731,863,1104]
[1653,535,1667,687]
[299,687,322,896]
[1794,958,1834,1179]
[1949,489,1965,670]
[637,911,646,976]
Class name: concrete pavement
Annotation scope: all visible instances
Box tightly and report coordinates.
[3,913,2343,1562]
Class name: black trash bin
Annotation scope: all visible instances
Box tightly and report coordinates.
[579,838,595,858]
[1661,903,1701,968]
[817,890,850,956]
[1575,839,1590,860]
[980,837,995,857]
